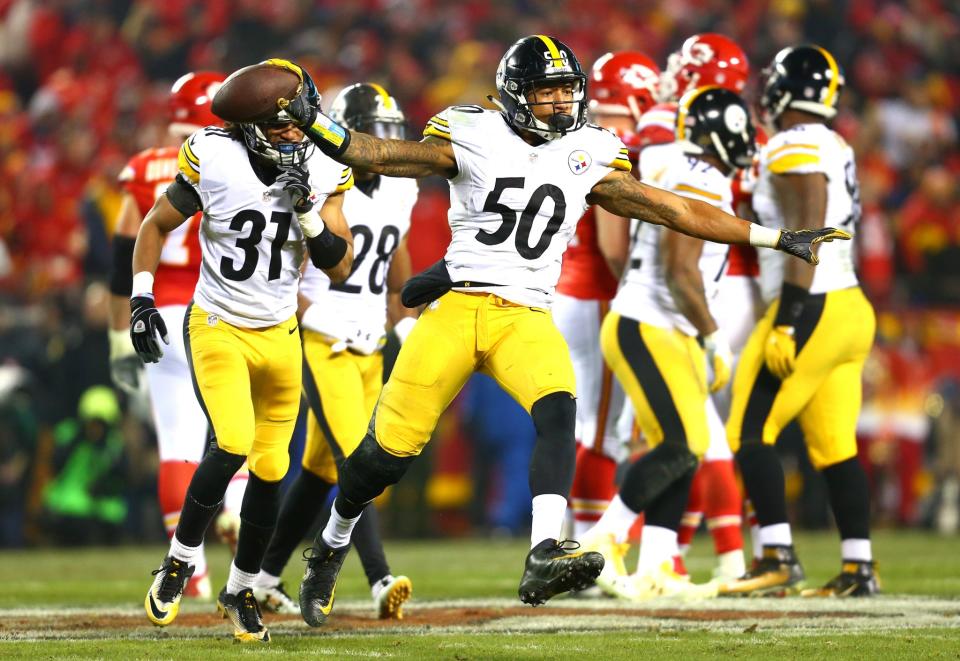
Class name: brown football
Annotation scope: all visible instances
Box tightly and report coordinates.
[211,63,302,123]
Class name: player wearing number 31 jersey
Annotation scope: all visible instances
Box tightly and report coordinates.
[133,58,354,643]
[280,35,848,624]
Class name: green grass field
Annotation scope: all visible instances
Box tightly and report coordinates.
[3,531,960,659]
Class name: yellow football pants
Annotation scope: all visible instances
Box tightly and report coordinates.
[185,304,301,481]
[600,312,709,456]
[301,331,384,483]
[374,291,576,457]
[726,286,875,469]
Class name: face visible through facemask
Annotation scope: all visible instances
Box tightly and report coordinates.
[524,81,577,132]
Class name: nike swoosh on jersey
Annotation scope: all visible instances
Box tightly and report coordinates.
[289,325,299,334]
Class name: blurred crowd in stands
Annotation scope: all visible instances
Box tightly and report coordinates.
[0,0,958,547]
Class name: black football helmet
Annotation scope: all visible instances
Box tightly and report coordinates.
[676,86,756,171]
[240,58,317,167]
[760,45,844,124]
[328,82,406,139]
[495,35,587,140]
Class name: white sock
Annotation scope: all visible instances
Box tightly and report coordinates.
[678,543,690,556]
[750,523,762,560]
[226,561,259,595]
[321,502,361,549]
[530,494,568,548]
[192,543,207,577]
[255,569,281,588]
[573,519,593,540]
[169,534,202,567]
[637,525,678,574]
[590,495,639,544]
[841,538,872,562]
[759,523,793,548]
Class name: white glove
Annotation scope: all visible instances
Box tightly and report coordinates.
[109,328,143,395]
[702,329,733,394]
[301,304,382,354]
[392,316,417,344]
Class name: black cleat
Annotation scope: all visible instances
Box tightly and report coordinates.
[144,555,195,626]
[518,539,605,606]
[802,560,880,597]
[299,540,351,626]
[718,544,806,597]
[217,587,270,643]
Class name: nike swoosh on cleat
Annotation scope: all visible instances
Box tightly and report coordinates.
[147,593,169,623]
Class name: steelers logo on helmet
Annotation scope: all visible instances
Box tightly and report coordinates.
[676,86,756,171]
[760,44,845,125]
[493,35,588,141]
[329,82,407,140]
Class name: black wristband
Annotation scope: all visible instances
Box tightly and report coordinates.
[307,226,348,269]
[773,282,809,327]
[109,235,136,296]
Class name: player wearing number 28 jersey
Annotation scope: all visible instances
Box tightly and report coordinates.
[281,36,847,623]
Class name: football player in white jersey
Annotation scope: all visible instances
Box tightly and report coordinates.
[583,87,756,600]
[133,59,354,642]
[554,50,659,550]
[254,83,415,620]
[279,35,846,624]
[720,46,879,597]
[636,33,753,581]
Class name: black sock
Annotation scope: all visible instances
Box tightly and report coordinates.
[528,392,577,497]
[332,492,366,519]
[175,447,246,547]
[822,457,871,541]
[234,473,282,575]
[736,443,788,528]
[644,468,695,531]
[260,469,334,578]
[352,504,391,586]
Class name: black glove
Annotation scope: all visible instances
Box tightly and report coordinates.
[776,227,851,265]
[277,164,316,213]
[130,295,169,363]
[279,69,320,127]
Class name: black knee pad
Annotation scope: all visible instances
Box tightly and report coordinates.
[189,447,247,507]
[339,433,415,506]
[619,442,697,514]
[529,391,577,497]
[239,472,282,529]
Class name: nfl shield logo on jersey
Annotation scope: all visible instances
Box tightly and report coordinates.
[568,150,592,175]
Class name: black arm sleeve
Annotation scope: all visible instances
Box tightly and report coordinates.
[109,235,136,296]
[164,173,203,217]
[306,225,348,270]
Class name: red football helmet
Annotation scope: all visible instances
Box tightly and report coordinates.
[589,51,661,122]
[168,71,226,136]
[637,102,678,148]
[658,33,750,102]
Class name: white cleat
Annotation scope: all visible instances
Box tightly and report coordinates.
[373,575,413,620]
[579,532,630,594]
[606,561,719,602]
[253,581,300,615]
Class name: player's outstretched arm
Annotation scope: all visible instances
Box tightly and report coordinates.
[338,133,458,179]
[587,170,848,265]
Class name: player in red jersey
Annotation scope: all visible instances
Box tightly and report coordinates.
[554,51,660,555]
[635,34,755,582]
[107,72,245,599]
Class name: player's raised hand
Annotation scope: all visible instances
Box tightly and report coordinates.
[776,227,851,265]
[277,164,316,213]
[130,295,169,363]
[278,68,320,128]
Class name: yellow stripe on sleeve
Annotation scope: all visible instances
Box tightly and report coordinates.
[768,153,821,173]
[429,115,449,127]
[673,183,722,201]
[177,144,200,184]
[423,124,452,141]
[767,142,818,159]
[610,156,632,172]
[336,170,355,192]
[181,139,200,167]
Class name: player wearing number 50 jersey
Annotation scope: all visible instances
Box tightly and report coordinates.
[254,83,416,621]
[133,58,354,643]
[281,35,847,623]
[721,46,879,598]
[107,71,236,601]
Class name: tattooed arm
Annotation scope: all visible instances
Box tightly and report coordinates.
[587,169,752,245]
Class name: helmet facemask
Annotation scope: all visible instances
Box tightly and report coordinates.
[240,114,315,168]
